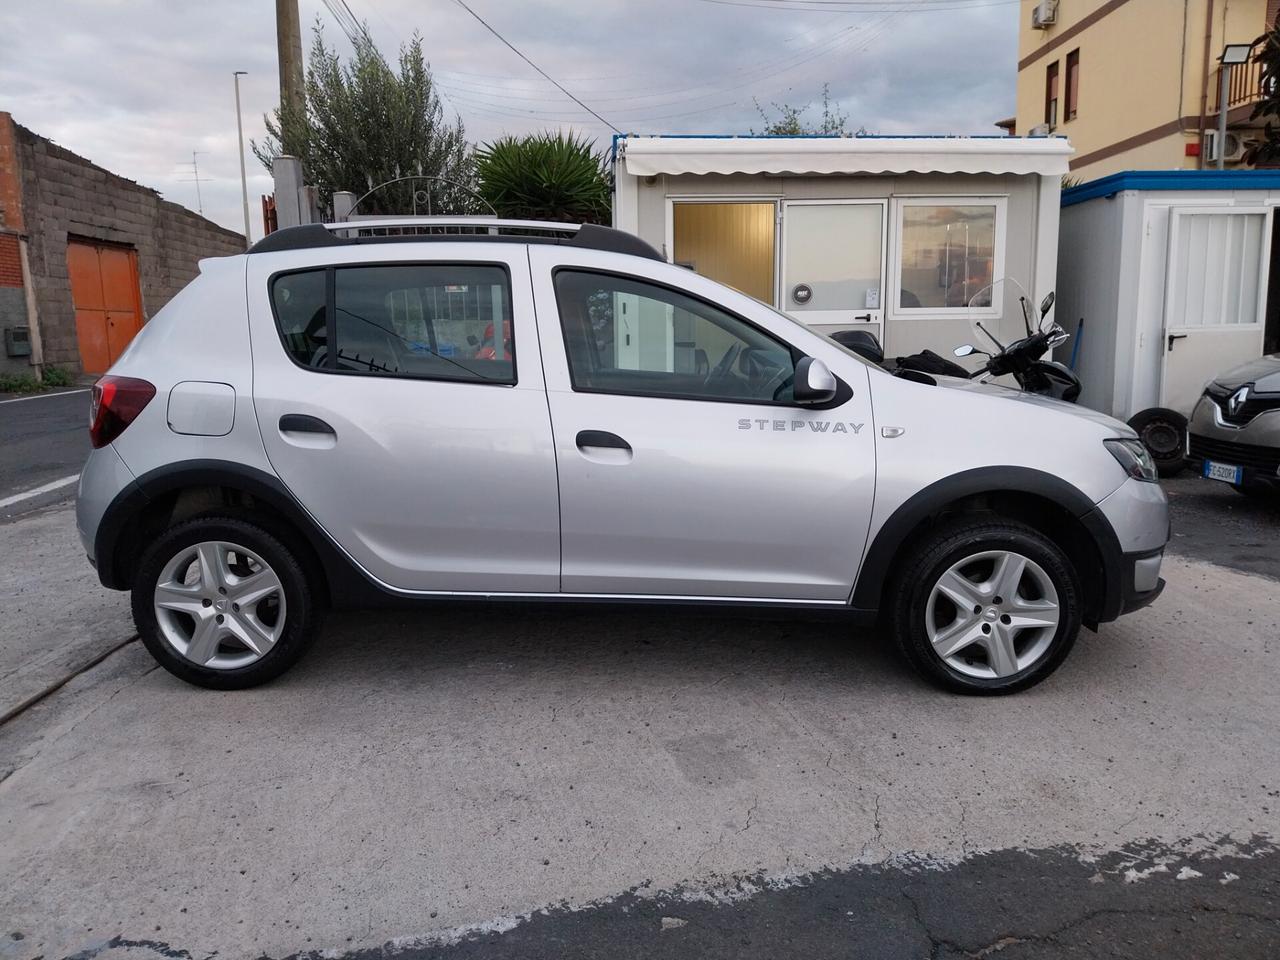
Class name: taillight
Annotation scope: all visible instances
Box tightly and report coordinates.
[90,376,156,448]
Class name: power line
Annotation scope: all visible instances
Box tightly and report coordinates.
[449,0,620,133]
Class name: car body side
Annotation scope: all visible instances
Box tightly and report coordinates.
[77,241,1167,626]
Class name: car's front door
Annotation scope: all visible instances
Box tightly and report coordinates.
[247,246,560,594]
[529,247,876,601]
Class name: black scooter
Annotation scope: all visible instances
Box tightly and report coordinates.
[891,291,1082,404]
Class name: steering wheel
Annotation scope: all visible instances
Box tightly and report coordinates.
[741,347,791,400]
[704,343,742,386]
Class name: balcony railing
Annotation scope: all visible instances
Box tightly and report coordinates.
[1214,47,1267,114]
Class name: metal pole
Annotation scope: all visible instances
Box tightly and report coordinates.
[234,71,252,247]
[1217,62,1230,170]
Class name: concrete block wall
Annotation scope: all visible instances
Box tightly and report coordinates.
[10,119,245,372]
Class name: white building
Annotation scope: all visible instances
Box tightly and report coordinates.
[611,134,1073,360]
[1057,170,1280,434]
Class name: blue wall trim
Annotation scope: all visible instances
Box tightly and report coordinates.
[1062,169,1280,207]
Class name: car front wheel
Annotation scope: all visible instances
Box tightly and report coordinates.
[888,518,1082,695]
[131,517,322,689]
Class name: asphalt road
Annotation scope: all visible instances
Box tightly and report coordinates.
[0,388,90,516]
[1163,472,1280,582]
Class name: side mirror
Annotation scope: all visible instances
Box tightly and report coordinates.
[1039,291,1055,318]
[953,344,977,358]
[794,357,837,405]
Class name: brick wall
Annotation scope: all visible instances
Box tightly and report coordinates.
[0,233,20,287]
[11,120,244,370]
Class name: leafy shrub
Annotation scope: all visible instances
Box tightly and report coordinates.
[42,366,73,388]
[475,132,611,225]
[0,366,75,394]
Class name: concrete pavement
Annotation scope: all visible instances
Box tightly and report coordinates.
[0,502,134,723]
[1,552,1277,959]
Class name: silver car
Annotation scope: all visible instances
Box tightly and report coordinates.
[1188,354,1280,496]
[76,219,1169,695]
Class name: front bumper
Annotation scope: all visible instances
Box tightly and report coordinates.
[1187,396,1280,491]
[1089,477,1170,624]
[1118,548,1165,616]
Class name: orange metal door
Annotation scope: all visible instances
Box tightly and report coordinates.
[99,246,143,362]
[67,240,143,374]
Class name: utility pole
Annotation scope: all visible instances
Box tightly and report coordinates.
[234,71,252,247]
[276,0,305,118]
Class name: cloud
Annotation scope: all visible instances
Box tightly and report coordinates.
[1,0,1017,239]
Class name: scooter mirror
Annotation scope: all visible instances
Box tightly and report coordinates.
[1039,291,1055,318]
[953,344,977,358]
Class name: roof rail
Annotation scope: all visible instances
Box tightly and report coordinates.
[247,217,664,262]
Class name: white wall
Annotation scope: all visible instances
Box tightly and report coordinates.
[618,169,1053,362]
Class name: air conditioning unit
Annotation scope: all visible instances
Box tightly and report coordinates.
[1028,122,1053,137]
[1032,0,1058,29]
[1205,130,1253,163]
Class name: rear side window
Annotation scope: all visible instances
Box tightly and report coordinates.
[269,263,515,384]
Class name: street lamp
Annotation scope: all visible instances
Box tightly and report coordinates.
[1217,44,1254,170]
[233,71,252,247]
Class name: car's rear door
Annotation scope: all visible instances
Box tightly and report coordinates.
[247,242,560,594]
[528,245,876,602]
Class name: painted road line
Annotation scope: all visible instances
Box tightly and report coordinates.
[0,388,90,405]
[0,474,80,509]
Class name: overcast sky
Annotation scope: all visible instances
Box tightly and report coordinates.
[0,0,1018,242]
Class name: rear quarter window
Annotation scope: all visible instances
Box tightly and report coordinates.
[269,263,516,385]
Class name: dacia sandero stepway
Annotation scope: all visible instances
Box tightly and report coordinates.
[77,219,1169,694]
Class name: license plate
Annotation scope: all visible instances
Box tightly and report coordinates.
[1203,460,1243,484]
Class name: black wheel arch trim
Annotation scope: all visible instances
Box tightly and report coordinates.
[93,459,386,605]
[850,466,1126,624]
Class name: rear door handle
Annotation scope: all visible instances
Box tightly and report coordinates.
[279,414,335,436]
[1167,333,1188,351]
[576,429,631,451]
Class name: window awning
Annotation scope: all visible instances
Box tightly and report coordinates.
[618,136,1073,178]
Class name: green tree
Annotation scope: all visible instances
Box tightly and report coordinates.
[1244,26,1280,166]
[252,22,476,216]
[474,132,611,224]
[751,84,864,136]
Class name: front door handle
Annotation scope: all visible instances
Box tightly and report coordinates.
[1167,333,1188,351]
[854,313,872,322]
[279,414,335,435]
[576,429,631,451]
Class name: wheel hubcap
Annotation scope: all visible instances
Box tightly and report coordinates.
[153,540,286,670]
[924,549,1060,680]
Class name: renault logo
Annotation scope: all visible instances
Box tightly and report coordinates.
[1228,385,1250,417]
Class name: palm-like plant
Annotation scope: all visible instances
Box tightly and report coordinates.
[475,133,611,225]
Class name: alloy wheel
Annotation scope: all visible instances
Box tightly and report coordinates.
[153,540,287,670]
[924,549,1060,680]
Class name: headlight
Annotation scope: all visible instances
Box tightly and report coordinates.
[1105,438,1159,483]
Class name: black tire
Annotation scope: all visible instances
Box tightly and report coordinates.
[131,516,323,689]
[1127,407,1187,478]
[887,517,1082,695]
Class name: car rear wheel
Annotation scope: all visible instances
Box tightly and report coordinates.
[888,518,1082,695]
[132,517,322,689]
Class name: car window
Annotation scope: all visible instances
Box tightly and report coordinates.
[553,269,796,404]
[270,264,515,384]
